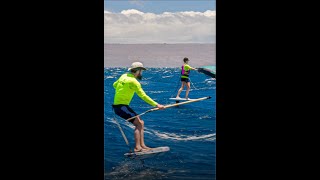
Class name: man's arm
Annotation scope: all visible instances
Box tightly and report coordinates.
[113,79,119,89]
[185,64,197,71]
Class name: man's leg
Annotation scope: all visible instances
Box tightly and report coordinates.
[139,119,150,149]
[114,105,145,152]
[132,117,144,151]
[185,82,191,99]
[176,81,186,98]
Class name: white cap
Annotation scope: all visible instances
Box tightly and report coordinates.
[128,62,147,71]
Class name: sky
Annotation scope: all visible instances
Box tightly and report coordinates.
[104,0,216,44]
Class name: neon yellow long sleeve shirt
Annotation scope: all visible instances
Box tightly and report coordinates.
[113,73,158,106]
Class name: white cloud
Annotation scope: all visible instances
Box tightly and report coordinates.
[120,9,145,15]
[104,9,215,43]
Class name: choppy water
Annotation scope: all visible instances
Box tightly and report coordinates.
[104,67,216,179]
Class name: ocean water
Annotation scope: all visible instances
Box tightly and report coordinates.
[104,67,216,179]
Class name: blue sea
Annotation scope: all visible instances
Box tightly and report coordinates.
[104,67,216,180]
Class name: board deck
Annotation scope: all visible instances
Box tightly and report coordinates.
[124,146,170,156]
[169,98,196,101]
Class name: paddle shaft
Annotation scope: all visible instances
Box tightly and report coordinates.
[113,117,134,153]
[126,96,211,121]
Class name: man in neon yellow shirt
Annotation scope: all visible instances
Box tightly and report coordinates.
[176,57,197,99]
[112,62,165,152]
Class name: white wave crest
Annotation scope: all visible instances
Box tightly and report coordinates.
[152,130,216,141]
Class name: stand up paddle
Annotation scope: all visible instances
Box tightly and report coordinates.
[126,96,211,122]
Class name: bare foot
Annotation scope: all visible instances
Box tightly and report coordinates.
[134,147,144,152]
[141,146,152,150]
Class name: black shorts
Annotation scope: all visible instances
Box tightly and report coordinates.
[112,104,137,123]
[181,78,190,83]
